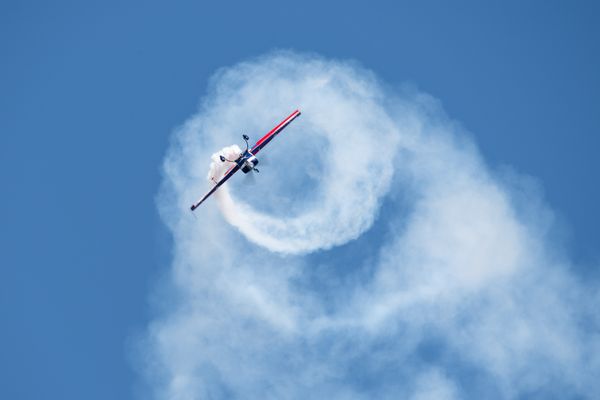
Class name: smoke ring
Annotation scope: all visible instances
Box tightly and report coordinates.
[194,54,402,254]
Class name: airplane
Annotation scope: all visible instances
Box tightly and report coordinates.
[190,109,301,211]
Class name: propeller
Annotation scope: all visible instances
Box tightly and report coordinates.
[242,169,257,186]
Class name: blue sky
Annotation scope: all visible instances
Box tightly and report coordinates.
[1,1,599,399]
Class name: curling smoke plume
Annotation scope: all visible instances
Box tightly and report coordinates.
[205,100,399,254]
[145,52,600,399]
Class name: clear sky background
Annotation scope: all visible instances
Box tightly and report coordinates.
[1,1,599,399]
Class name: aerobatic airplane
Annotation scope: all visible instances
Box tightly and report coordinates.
[190,109,301,211]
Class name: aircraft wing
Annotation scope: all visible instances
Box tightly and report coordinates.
[251,110,301,155]
[190,109,301,211]
[190,164,240,211]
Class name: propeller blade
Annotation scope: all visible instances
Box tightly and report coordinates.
[242,171,257,185]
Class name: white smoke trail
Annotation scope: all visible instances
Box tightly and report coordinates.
[207,145,242,183]
[144,52,600,399]
[196,65,401,254]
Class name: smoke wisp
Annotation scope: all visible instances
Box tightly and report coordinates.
[146,52,600,399]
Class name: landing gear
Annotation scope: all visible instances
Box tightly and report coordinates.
[220,134,251,163]
[242,134,250,152]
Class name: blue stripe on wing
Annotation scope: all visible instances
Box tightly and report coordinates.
[190,164,240,210]
[251,110,301,155]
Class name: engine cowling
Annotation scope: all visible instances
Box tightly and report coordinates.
[241,155,258,173]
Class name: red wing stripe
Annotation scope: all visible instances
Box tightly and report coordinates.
[222,163,236,177]
[251,110,300,152]
[254,110,300,147]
